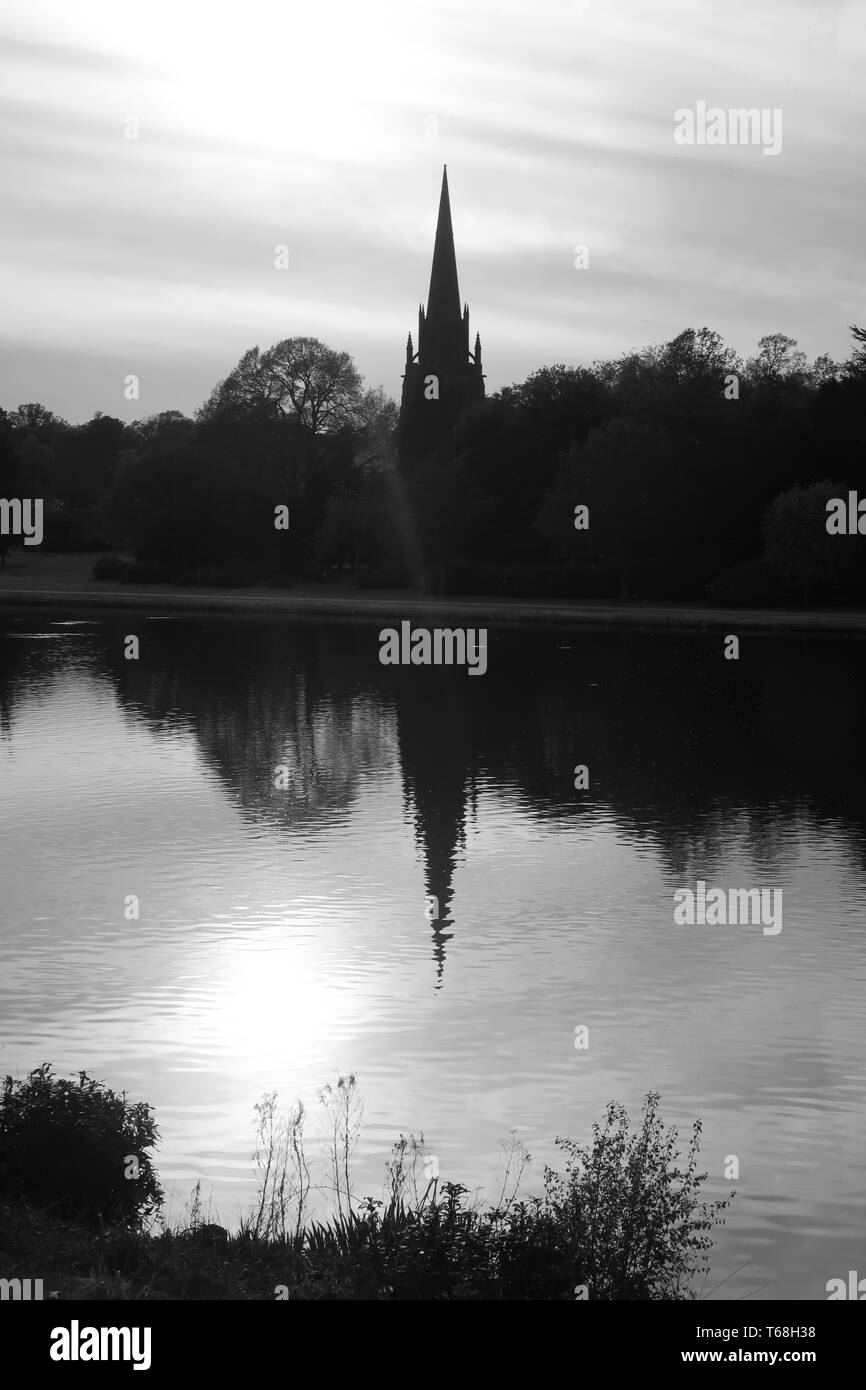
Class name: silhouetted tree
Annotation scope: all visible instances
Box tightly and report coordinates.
[129,411,197,448]
[762,480,859,601]
[746,332,807,387]
[539,419,694,599]
[313,486,393,572]
[200,337,373,436]
[8,403,66,439]
[53,413,129,507]
[107,442,279,574]
[846,324,866,378]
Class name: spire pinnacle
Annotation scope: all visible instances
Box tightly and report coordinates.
[426,165,461,327]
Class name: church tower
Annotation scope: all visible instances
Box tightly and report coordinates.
[398,167,485,471]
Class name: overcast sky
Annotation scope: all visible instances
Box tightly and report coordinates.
[1,0,864,423]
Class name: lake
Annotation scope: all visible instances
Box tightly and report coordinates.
[1,608,864,1300]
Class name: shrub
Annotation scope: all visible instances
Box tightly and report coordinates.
[430,562,591,599]
[354,566,413,590]
[627,560,710,600]
[705,556,789,607]
[542,1091,732,1299]
[122,560,173,584]
[191,561,260,588]
[300,562,328,583]
[92,556,129,582]
[0,1064,163,1228]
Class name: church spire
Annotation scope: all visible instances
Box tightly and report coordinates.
[398,165,485,471]
[426,166,461,329]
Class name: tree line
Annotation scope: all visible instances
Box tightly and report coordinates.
[2,325,865,602]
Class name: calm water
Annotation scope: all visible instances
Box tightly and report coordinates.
[1,610,865,1299]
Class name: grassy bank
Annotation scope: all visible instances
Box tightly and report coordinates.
[0,1066,734,1300]
[2,552,866,630]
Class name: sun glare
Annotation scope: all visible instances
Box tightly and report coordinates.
[38,0,413,160]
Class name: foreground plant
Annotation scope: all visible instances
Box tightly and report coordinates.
[247,1080,733,1300]
[0,1067,733,1299]
[544,1091,734,1299]
[0,1064,162,1228]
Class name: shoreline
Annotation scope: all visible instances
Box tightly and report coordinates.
[1,555,865,631]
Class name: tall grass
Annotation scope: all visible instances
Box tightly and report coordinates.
[247,1092,311,1243]
[240,1080,733,1300]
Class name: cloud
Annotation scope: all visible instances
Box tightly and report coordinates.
[0,33,155,76]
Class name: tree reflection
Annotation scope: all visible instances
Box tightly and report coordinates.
[2,613,864,986]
